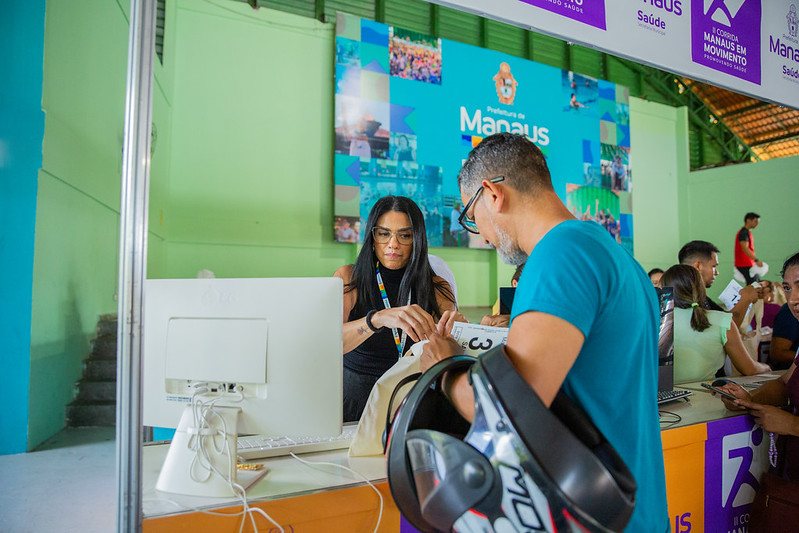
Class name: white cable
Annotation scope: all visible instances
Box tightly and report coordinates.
[290,452,383,533]
[178,386,285,532]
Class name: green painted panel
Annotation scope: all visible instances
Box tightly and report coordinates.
[29,173,120,449]
[679,154,799,300]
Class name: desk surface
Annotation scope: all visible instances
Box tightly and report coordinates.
[143,443,387,519]
[661,372,783,430]
[143,371,784,522]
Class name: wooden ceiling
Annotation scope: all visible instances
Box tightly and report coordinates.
[681,79,799,161]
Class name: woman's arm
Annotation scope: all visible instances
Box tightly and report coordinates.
[335,265,381,353]
[723,322,771,375]
[770,337,798,366]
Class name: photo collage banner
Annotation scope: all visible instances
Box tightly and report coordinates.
[333,13,634,253]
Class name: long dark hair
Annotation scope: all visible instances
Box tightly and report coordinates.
[661,264,710,332]
[346,196,453,318]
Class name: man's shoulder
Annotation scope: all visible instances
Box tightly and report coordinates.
[737,227,750,240]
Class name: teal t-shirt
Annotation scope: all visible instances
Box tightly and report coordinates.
[510,219,669,533]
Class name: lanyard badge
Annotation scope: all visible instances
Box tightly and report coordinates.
[375,262,411,359]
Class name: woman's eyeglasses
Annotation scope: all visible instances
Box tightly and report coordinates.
[372,227,413,245]
[458,176,505,234]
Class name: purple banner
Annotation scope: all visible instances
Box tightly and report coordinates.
[400,516,422,532]
[704,415,768,532]
[518,0,607,31]
[691,0,762,85]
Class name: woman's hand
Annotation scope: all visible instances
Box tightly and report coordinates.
[735,398,799,436]
[372,304,436,343]
[716,382,752,411]
[437,310,468,336]
[480,314,510,328]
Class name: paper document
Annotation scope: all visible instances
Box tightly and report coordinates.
[450,322,509,356]
[718,279,744,311]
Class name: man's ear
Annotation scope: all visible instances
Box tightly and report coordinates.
[481,178,506,213]
[691,260,703,272]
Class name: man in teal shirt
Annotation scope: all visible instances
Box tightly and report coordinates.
[422,132,669,532]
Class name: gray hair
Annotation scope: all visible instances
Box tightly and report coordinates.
[457,133,553,196]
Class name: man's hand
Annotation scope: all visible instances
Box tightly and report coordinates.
[755,280,771,299]
[419,332,462,372]
[738,284,759,304]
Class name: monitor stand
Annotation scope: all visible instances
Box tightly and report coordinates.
[155,405,267,497]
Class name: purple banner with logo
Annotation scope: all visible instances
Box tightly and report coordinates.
[518,0,607,30]
[704,415,768,532]
[691,0,762,85]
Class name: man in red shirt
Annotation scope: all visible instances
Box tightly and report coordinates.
[735,212,763,285]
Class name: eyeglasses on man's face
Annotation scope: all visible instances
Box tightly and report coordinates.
[372,226,413,245]
[458,176,505,234]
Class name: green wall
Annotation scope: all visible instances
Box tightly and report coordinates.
[630,98,689,274]
[28,0,130,449]
[680,155,799,301]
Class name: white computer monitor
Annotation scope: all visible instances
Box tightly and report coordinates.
[142,277,343,496]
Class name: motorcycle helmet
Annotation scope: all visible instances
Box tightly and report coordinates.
[386,345,636,532]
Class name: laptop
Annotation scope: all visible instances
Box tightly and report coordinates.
[656,286,692,404]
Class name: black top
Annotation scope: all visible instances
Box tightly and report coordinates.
[737,227,751,242]
[344,265,418,377]
[704,296,725,312]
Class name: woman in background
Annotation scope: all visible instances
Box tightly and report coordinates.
[334,196,459,421]
[661,264,770,383]
[714,252,799,531]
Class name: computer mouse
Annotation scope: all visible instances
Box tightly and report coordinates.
[712,378,738,388]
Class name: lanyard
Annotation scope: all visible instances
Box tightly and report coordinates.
[375,262,412,359]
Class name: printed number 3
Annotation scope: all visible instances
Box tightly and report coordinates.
[468,337,493,351]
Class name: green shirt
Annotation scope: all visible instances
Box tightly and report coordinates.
[673,307,732,383]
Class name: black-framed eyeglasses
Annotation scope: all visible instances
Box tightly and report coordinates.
[458,176,505,234]
[372,226,414,245]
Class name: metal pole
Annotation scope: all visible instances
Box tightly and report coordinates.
[116,0,155,531]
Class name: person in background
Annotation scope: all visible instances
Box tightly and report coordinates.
[678,239,767,328]
[449,202,467,246]
[482,262,525,327]
[333,196,460,421]
[420,132,669,531]
[713,252,799,530]
[771,297,799,370]
[735,212,763,285]
[648,268,664,287]
[660,264,770,383]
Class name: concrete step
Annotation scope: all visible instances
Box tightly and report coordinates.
[65,401,116,427]
[96,314,118,337]
[91,335,117,359]
[83,358,117,381]
[74,380,116,403]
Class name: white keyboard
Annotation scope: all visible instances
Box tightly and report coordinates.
[236,424,357,461]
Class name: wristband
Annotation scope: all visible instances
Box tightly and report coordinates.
[365,309,381,333]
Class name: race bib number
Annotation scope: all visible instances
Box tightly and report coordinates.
[450,322,509,356]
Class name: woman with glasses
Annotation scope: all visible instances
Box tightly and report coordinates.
[334,196,459,422]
